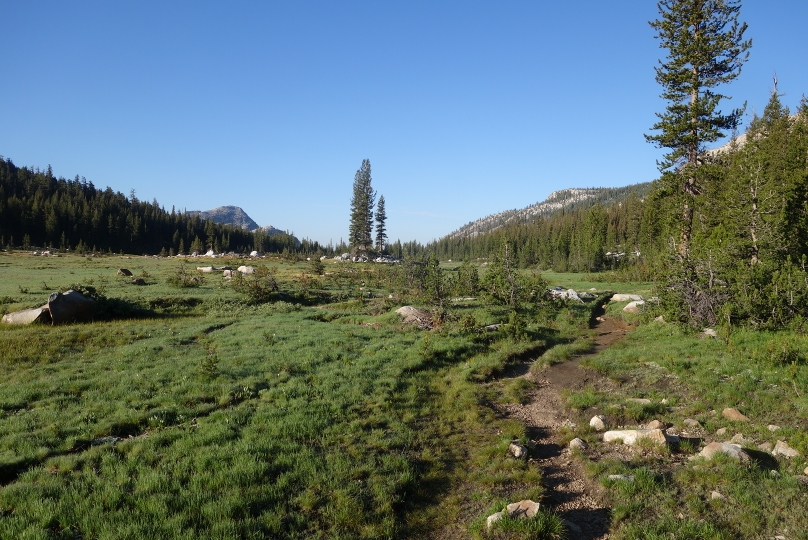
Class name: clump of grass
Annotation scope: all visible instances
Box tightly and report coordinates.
[534,337,593,369]
[501,378,534,405]
[565,387,602,411]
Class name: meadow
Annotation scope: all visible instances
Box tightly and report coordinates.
[0,253,600,539]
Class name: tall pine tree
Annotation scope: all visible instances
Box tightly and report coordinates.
[375,194,387,253]
[349,159,375,252]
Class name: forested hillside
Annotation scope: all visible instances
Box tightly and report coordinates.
[0,158,301,255]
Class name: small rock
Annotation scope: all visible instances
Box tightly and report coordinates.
[508,441,528,460]
[758,442,773,452]
[131,278,146,285]
[646,419,666,430]
[729,433,752,445]
[804,466,808,475]
[654,315,665,322]
[772,440,800,458]
[569,438,588,450]
[795,475,808,487]
[608,474,635,482]
[485,324,500,331]
[626,397,652,405]
[710,490,725,500]
[603,429,669,446]
[703,328,718,338]
[722,408,750,422]
[684,418,702,428]
[505,499,541,519]
[698,442,750,461]
[486,511,504,530]
[770,470,781,478]
[767,424,781,432]
[715,427,728,436]
[589,415,607,431]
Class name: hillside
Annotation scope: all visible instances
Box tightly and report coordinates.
[444,183,652,240]
[186,206,259,230]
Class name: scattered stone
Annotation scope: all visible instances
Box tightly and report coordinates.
[611,293,643,302]
[722,408,750,422]
[117,268,133,276]
[608,474,635,482]
[484,324,500,331]
[623,300,645,313]
[703,328,718,338]
[729,433,752,445]
[395,306,433,329]
[197,266,214,273]
[222,270,232,278]
[698,442,750,461]
[654,315,666,322]
[603,428,669,446]
[715,427,728,437]
[767,424,781,432]
[710,490,725,500]
[508,441,528,460]
[772,440,800,458]
[486,511,504,530]
[758,442,773,452]
[626,397,652,405]
[569,438,588,450]
[589,415,608,431]
[237,265,255,275]
[506,499,541,519]
[646,419,666,430]
[684,418,702,428]
[130,278,146,286]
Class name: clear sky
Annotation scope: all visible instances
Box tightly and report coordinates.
[2,1,807,245]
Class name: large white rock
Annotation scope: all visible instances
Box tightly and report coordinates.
[623,300,645,313]
[508,442,528,459]
[773,440,800,458]
[589,415,608,431]
[611,293,643,302]
[698,442,750,461]
[603,429,669,446]
[237,265,255,275]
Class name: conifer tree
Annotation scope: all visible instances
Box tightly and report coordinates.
[646,0,751,259]
[349,159,375,251]
[375,195,387,253]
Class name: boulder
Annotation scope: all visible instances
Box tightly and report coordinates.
[703,328,718,338]
[646,419,666,430]
[197,266,214,273]
[611,293,643,302]
[2,305,51,325]
[722,408,750,422]
[626,397,652,405]
[603,428,669,446]
[395,306,432,328]
[222,270,233,278]
[130,278,146,286]
[47,290,95,325]
[772,440,800,458]
[623,300,645,313]
[237,265,255,275]
[508,441,528,459]
[569,438,588,450]
[117,268,133,276]
[698,442,750,461]
[249,250,260,257]
[486,511,504,530]
[486,500,542,530]
[589,415,608,431]
[683,418,702,428]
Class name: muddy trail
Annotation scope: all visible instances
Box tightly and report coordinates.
[498,306,633,539]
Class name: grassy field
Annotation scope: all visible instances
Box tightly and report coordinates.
[0,253,588,539]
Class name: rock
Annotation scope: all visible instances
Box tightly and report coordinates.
[48,290,96,325]
[698,442,750,461]
[130,278,146,285]
[603,429,669,446]
[796,475,808,487]
[590,415,608,431]
[758,442,773,452]
[237,265,255,275]
[710,490,725,500]
[608,474,635,482]
[1,305,51,325]
[486,511,504,530]
[250,250,260,257]
[562,519,583,535]
[729,433,752,445]
[703,328,718,338]
[569,438,588,450]
[117,268,133,276]
[646,419,666,430]
[197,266,214,273]
[722,408,750,422]
[715,427,728,437]
[772,440,800,458]
[626,397,652,405]
[508,441,528,459]
[505,499,541,519]
[684,418,702,428]
[623,300,645,313]
[767,424,781,432]
[395,306,433,328]
[222,270,232,278]
[484,324,501,331]
[770,470,781,478]
[804,466,808,475]
[654,315,666,322]
[611,293,643,302]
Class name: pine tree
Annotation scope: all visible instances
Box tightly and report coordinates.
[374,195,387,253]
[646,0,751,259]
[348,159,375,252]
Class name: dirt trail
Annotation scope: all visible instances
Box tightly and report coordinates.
[500,311,633,539]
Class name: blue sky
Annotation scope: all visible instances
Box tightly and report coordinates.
[2,1,807,245]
